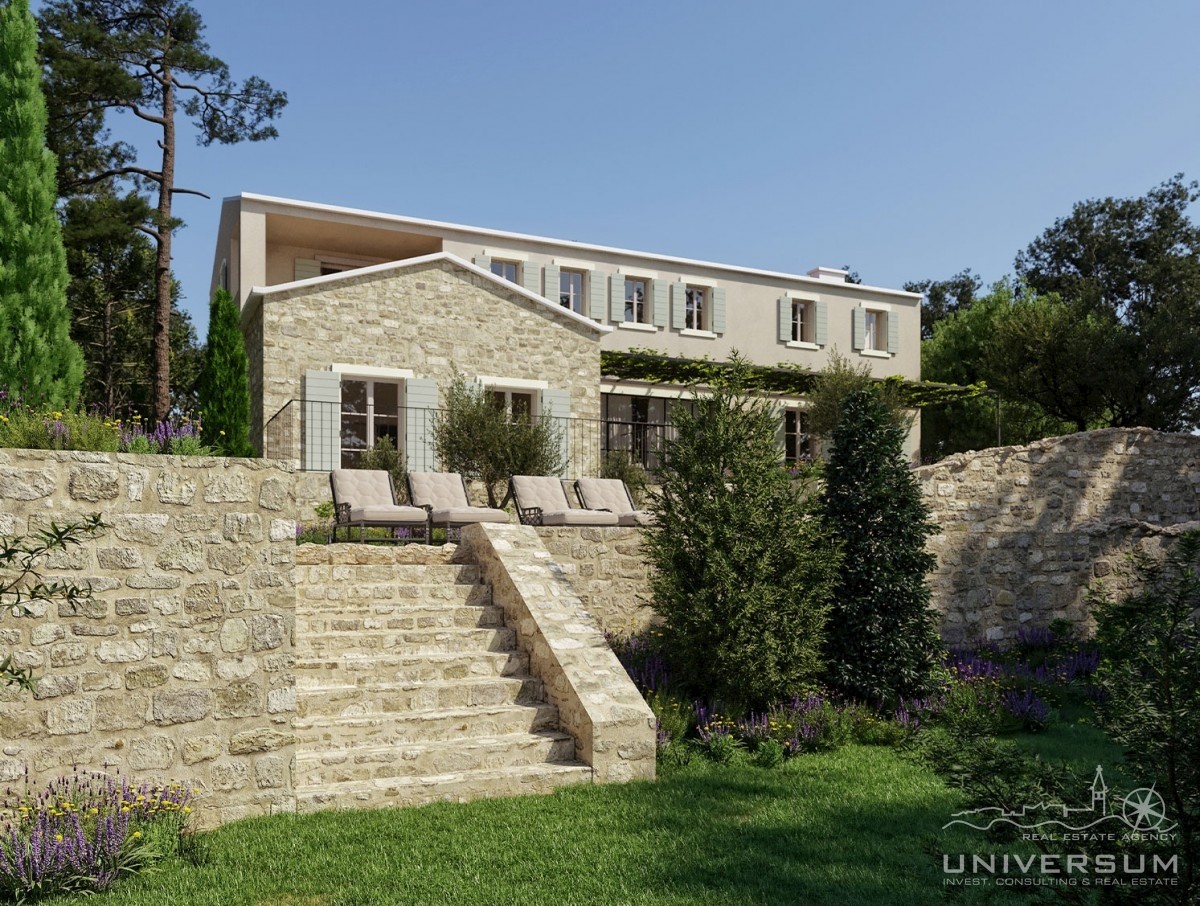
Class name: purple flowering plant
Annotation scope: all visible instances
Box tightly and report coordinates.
[0,768,196,901]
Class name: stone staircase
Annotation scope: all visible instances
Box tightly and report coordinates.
[292,545,593,812]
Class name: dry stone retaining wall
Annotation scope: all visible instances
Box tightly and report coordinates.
[917,428,1200,646]
[0,451,298,828]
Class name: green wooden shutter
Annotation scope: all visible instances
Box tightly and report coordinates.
[671,282,687,330]
[652,280,668,327]
[543,264,560,304]
[295,258,321,282]
[852,308,866,350]
[815,301,829,346]
[404,378,439,473]
[521,262,540,295]
[887,311,899,354]
[711,286,726,334]
[588,270,607,320]
[778,297,792,343]
[472,254,492,272]
[303,369,341,471]
[610,275,626,323]
[541,388,572,476]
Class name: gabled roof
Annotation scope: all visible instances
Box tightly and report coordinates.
[242,251,613,335]
[233,192,921,302]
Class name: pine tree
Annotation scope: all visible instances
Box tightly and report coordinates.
[0,0,83,408]
[820,388,943,705]
[197,289,252,456]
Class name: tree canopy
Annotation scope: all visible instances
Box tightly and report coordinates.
[1014,174,1200,432]
[38,0,286,420]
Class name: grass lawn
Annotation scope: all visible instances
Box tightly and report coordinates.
[41,745,1036,906]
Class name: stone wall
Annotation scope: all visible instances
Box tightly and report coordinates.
[0,451,297,828]
[534,527,654,636]
[917,428,1200,645]
[457,523,656,783]
[252,257,605,477]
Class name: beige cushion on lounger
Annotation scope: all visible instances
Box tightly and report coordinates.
[349,504,429,524]
[511,475,618,526]
[407,472,510,526]
[575,477,654,527]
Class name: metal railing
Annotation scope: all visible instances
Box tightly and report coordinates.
[262,400,675,478]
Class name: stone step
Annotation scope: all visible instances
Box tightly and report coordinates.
[295,676,545,717]
[293,703,560,748]
[298,580,492,610]
[296,563,481,585]
[296,603,505,635]
[295,627,518,658]
[295,731,576,785]
[294,761,593,813]
[295,650,531,686]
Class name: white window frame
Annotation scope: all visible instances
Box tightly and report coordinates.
[624,277,650,325]
[338,376,404,468]
[490,259,521,284]
[685,285,708,331]
[864,308,888,354]
[560,268,586,314]
[783,408,813,464]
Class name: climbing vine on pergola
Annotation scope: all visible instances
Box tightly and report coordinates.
[600,350,991,409]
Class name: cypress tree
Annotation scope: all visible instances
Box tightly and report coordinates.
[820,389,943,705]
[0,0,83,408]
[198,288,253,456]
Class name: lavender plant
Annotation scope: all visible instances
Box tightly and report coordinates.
[0,769,196,901]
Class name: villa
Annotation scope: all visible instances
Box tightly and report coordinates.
[210,193,922,495]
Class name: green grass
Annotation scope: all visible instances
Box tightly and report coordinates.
[41,745,1035,906]
[1008,701,1130,786]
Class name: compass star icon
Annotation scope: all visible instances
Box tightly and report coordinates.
[1121,787,1168,831]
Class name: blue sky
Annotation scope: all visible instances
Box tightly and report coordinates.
[67,0,1200,335]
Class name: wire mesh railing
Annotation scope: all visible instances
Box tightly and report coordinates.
[262,400,676,478]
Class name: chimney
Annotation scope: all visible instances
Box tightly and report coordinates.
[807,266,849,283]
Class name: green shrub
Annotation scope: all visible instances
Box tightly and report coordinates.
[358,435,406,500]
[820,389,943,706]
[806,349,911,442]
[644,356,842,711]
[434,371,565,508]
[754,737,786,769]
[600,450,648,505]
[1091,532,1200,900]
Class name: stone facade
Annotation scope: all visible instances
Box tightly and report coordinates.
[457,523,656,783]
[0,451,298,828]
[251,257,604,476]
[917,428,1200,645]
[534,527,654,636]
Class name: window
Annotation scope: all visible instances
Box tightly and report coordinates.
[685,286,708,330]
[491,260,520,284]
[488,389,535,420]
[560,269,585,314]
[624,278,648,323]
[340,379,400,468]
[784,410,812,464]
[865,309,887,351]
[792,300,813,343]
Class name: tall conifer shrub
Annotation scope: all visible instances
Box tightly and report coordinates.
[0,0,83,407]
[645,359,841,710]
[820,389,942,704]
[197,288,253,456]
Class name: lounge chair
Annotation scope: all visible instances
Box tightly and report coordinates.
[510,475,619,526]
[407,472,510,538]
[329,469,431,542]
[574,477,654,527]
